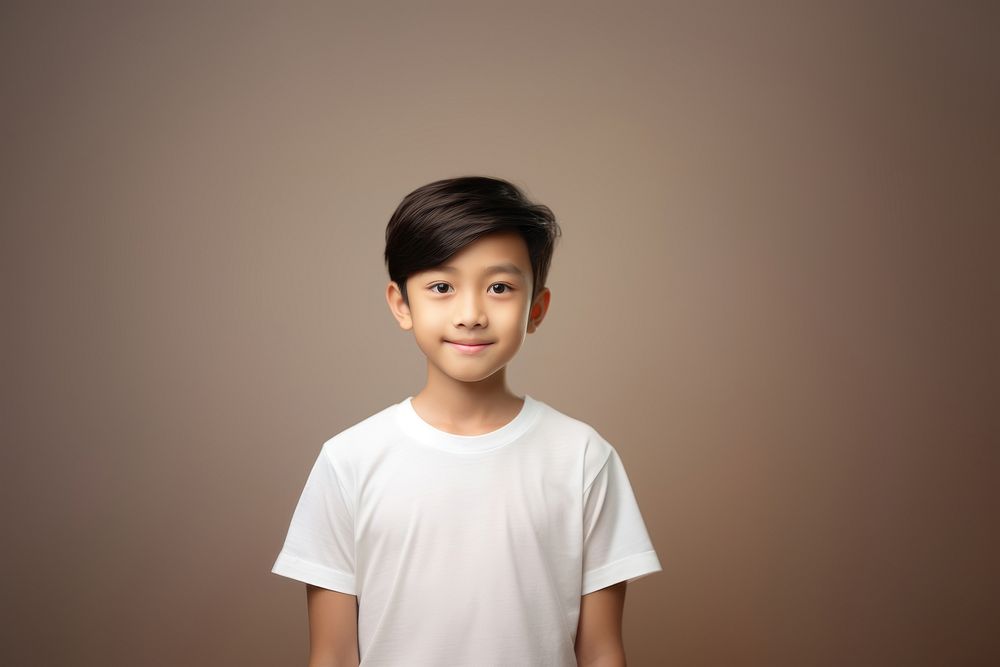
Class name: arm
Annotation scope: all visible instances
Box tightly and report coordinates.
[306,584,360,667]
[575,581,627,667]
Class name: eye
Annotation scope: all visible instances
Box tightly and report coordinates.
[489,283,514,295]
[429,283,452,294]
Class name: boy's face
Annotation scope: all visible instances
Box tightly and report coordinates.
[387,230,550,385]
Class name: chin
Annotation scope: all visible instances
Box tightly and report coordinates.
[443,365,506,384]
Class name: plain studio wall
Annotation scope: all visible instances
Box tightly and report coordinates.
[2,2,997,665]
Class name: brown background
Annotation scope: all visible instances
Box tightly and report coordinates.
[3,2,997,665]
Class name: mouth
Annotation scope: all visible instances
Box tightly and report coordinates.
[445,340,494,354]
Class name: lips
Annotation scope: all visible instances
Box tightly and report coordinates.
[445,340,494,354]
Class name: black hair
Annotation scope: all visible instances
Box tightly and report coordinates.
[384,176,561,306]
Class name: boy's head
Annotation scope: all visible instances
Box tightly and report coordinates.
[384,176,562,384]
[384,176,561,308]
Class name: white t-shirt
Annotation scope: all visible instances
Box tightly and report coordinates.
[271,394,662,666]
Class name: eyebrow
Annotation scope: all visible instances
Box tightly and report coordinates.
[434,263,527,279]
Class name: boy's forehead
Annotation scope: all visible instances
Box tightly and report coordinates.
[425,232,531,275]
[431,261,527,279]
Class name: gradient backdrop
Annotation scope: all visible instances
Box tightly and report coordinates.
[3,2,997,665]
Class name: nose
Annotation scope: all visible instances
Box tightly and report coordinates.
[453,289,487,329]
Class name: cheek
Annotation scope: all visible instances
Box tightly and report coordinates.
[413,312,449,339]
[499,308,530,335]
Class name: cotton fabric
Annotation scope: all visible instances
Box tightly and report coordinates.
[272,394,661,665]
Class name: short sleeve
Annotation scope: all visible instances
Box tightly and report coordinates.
[271,442,357,595]
[582,446,662,595]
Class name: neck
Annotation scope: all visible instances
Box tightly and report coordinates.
[410,362,523,432]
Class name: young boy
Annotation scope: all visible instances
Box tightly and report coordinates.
[272,176,662,666]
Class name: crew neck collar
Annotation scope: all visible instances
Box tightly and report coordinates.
[395,394,542,453]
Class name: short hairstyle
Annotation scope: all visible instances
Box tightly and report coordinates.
[384,176,562,307]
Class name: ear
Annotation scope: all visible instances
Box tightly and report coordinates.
[526,287,551,334]
[386,280,413,331]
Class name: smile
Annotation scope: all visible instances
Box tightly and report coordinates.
[446,341,494,355]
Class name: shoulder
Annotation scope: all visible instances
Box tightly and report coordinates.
[318,400,402,465]
[531,397,616,480]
